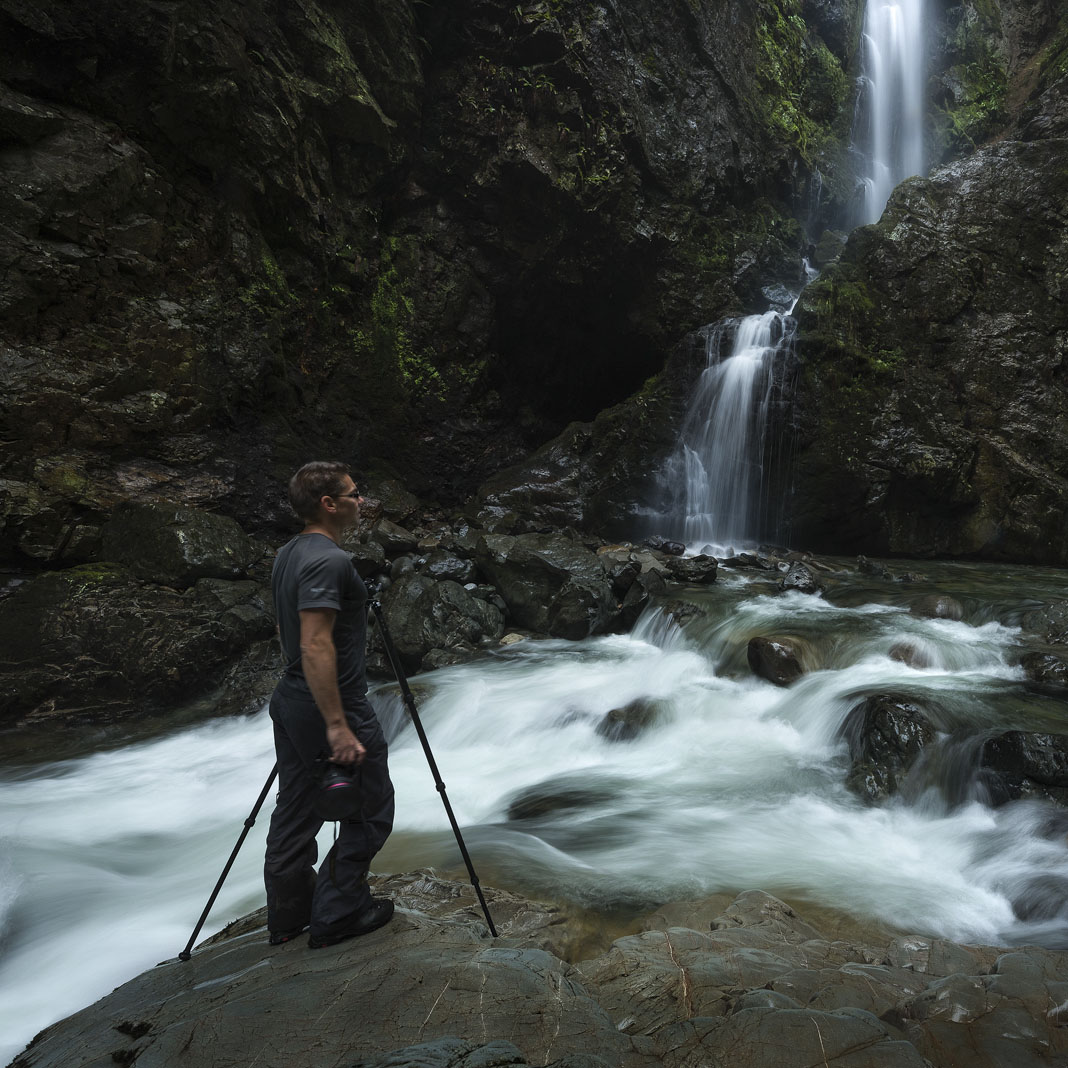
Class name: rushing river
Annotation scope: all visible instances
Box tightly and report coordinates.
[3,556,1068,1064]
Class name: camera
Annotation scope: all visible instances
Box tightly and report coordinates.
[313,760,363,822]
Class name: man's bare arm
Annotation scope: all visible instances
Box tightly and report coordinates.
[299,607,366,765]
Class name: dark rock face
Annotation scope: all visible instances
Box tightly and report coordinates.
[475,532,617,639]
[0,564,274,726]
[793,127,1068,563]
[839,695,937,803]
[102,501,259,586]
[0,0,851,559]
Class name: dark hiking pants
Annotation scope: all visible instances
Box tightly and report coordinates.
[263,678,395,938]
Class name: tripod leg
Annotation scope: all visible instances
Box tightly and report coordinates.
[370,597,498,937]
[178,763,278,961]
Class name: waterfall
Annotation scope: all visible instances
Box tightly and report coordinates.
[660,311,797,555]
[856,0,926,223]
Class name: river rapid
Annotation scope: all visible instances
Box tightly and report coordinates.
[3,556,1068,1063]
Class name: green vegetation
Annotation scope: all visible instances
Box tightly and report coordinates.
[753,0,850,165]
[352,238,441,399]
[238,249,296,313]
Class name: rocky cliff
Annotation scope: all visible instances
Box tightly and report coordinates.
[790,0,1068,561]
[0,0,858,569]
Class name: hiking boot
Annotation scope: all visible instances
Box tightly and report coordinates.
[268,925,308,945]
[308,898,394,949]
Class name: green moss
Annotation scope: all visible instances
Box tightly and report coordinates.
[752,0,850,165]
[238,249,296,313]
[353,238,441,399]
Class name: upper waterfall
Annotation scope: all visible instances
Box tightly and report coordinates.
[856,0,926,223]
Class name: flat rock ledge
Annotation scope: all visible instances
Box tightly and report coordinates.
[12,872,1068,1068]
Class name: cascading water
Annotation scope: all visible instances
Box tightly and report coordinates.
[855,0,926,223]
[659,310,798,555]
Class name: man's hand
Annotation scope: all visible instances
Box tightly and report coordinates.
[327,722,367,766]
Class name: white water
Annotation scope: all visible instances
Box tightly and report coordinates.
[659,311,797,555]
[857,0,926,222]
[4,564,1068,1064]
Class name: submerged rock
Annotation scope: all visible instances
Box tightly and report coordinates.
[910,594,965,621]
[595,698,660,742]
[747,636,809,686]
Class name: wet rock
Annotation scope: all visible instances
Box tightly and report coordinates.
[422,550,478,585]
[1023,601,1068,645]
[475,532,616,640]
[373,520,420,557]
[0,565,274,727]
[910,594,964,621]
[377,573,505,674]
[101,502,258,587]
[839,695,937,803]
[720,552,777,571]
[857,554,893,579]
[979,730,1068,806]
[374,481,422,525]
[778,562,823,594]
[346,537,388,579]
[506,780,618,822]
[595,698,659,742]
[747,636,808,686]
[643,535,685,557]
[619,568,667,629]
[661,554,718,584]
[661,600,706,627]
[1020,651,1068,689]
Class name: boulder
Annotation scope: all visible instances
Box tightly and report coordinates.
[423,549,478,584]
[1023,601,1068,645]
[979,730,1068,806]
[373,519,420,556]
[1020,651,1068,689]
[747,636,808,686]
[102,502,259,587]
[661,554,718,584]
[778,561,823,595]
[0,564,275,727]
[475,533,617,640]
[839,695,937,803]
[378,573,505,674]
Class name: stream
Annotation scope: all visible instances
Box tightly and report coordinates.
[3,556,1068,1065]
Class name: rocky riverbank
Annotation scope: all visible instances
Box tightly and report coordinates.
[11,870,1068,1068]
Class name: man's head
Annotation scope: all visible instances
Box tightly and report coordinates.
[288,461,359,524]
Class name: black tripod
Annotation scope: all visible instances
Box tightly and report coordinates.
[369,593,498,937]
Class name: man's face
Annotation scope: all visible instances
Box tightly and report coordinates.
[331,476,363,530]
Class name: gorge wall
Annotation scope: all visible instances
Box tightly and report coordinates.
[1,0,1065,571]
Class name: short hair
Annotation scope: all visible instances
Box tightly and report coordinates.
[288,461,351,521]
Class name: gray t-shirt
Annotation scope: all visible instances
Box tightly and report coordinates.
[272,532,368,697]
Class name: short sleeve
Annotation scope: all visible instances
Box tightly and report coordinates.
[295,549,352,613]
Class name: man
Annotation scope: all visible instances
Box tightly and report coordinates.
[264,460,395,948]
